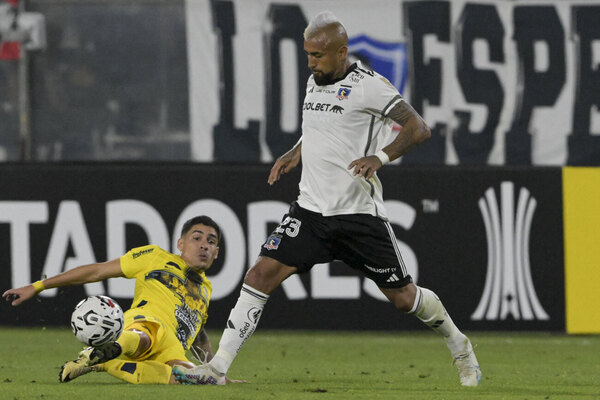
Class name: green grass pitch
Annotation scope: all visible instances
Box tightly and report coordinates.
[0,327,598,400]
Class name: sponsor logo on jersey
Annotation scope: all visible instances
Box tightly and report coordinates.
[263,234,282,250]
[336,87,351,100]
[132,248,154,259]
[330,105,344,114]
[302,102,344,115]
[315,88,336,94]
[175,303,200,349]
[471,181,549,321]
[349,73,364,84]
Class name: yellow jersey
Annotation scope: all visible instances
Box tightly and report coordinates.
[120,245,212,350]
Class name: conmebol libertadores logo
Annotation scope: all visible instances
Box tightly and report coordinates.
[471,182,549,321]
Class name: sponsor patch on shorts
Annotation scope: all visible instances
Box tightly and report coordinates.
[263,234,282,250]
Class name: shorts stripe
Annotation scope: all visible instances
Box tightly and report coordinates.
[383,220,408,277]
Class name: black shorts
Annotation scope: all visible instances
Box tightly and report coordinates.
[259,202,413,289]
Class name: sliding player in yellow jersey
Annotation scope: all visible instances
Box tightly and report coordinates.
[3,215,234,385]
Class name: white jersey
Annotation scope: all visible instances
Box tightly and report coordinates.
[296,61,403,219]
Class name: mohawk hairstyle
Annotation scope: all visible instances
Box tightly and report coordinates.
[303,11,346,41]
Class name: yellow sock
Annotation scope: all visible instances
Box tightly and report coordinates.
[116,330,142,357]
[103,359,172,384]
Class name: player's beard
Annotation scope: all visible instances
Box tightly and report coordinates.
[312,70,335,86]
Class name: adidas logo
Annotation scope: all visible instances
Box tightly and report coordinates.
[386,274,399,283]
[431,319,445,328]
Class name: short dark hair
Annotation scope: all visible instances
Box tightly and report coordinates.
[180,215,221,243]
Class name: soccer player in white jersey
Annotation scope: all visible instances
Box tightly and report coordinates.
[173,11,481,387]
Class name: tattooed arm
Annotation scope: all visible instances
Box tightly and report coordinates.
[382,100,431,160]
[267,137,303,185]
[348,100,431,179]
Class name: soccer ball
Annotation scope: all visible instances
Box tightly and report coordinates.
[70,295,124,347]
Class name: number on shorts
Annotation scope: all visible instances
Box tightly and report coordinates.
[274,216,301,238]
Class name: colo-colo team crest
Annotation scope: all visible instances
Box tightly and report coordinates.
[471,181,549,321]
[348,34,407,93]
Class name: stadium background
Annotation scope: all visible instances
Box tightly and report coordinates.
[0,0,598,335]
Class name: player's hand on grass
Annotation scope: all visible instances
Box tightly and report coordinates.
[348,155,383,180]
[2,285,36,306]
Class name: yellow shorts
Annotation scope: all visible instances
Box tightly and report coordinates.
[122,309,188,364]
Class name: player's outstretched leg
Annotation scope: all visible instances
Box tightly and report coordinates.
[59,342,121,383]
[102,359,177,384]
[171,364,226,385]
[410,286,482,386]
[208,283,269,375]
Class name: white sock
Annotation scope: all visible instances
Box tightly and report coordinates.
[209,284,268,374]
[411,287,465,356]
